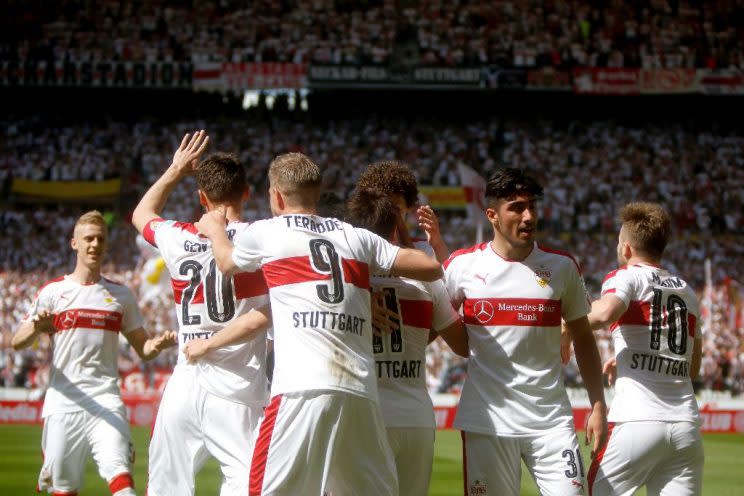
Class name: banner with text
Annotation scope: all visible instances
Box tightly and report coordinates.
[308,65,483,89]
[0,59,193,88]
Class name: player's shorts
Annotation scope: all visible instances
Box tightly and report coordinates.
[148,366,264,496]
[249,391,398,496]
[39,405,135,495]
[589,421,703,496]
[462,427,586,496]
[386,427,435,496]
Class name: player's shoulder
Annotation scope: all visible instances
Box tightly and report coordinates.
[536,244,583,274]
[443,242,489,270]
[36,275,66,295]
[101,276,136,297]
[602,265,630,284]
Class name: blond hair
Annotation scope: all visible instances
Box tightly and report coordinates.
[619,202,671,259]
[74,210,107,235]
[268,152,321,205]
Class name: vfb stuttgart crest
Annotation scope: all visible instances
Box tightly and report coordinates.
[535,266,552,288]
[473,300,494,324]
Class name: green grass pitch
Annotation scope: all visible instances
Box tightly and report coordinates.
[0,425,741,495]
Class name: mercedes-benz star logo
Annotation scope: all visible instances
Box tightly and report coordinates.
[61,311,76,329]
[473,300,494,324]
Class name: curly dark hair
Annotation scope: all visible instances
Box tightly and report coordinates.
[355,161,419,209]
[346,188,399,239]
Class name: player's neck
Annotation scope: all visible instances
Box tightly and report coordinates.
[69,264,102,285]
[211,204,242,223]
[490,237,533,262]
[626,255,661,267]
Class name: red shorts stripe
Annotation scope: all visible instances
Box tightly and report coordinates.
[263,256,370,290]
[587,422,615,495]
[462,298,562,327]
[53,309,122,333]
[108,472,134,494]
[53,492,78,496]
[233,270,268,300]
[249,395,283,496]
[399,299,433,329]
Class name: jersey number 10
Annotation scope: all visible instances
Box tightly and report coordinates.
[649,288,688,355]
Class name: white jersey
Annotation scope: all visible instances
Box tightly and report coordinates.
[144,218,270,404]
[443,242,590,436]
[601,263,701,423]
[372,276,459,428]
[24,276,144,418]
[231,214,400,400]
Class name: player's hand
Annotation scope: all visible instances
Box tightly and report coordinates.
[196,210,227,239]
[184,338,211,363]
[33,311,56,335]
[585,402,608,458]
[417,205,443,246]
[151,331,178,353]
[603,357,618,386]
[371,291,399,336]
[560,322,572,365]
[170,130,209,176]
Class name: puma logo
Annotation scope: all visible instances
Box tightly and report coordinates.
[474,274,488,284]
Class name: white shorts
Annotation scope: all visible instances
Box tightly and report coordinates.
[148,366,264,496]
[249,391,398,496]
[589,421,703,496]
[462,428,586,496]
[386,427,435,496]
[39,405,134,495]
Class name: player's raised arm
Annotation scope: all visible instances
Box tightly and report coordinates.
[389,248,443,281]
[195,209,237,274]
[184,306,272,363]
[131,130,209,233]
[124,328,178,361]
[417,205,450,263]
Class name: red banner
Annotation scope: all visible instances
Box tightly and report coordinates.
[640,69,697,94]
[697,69,744,95]
[573,68,640,95]
[526,68,572,91]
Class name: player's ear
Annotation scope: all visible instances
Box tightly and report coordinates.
[70,236,77,251]
[198,190,209,208]
[485,207,499,227]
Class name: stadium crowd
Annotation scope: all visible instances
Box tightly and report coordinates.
[3,0,744,68]
[1,114,742,397]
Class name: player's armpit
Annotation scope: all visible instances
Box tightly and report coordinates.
[587,294,627,331]
[436,319,468,357]
[389,248,442,282]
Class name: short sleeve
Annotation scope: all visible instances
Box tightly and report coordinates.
[443,259,465,310]
[142,217,167,247]
[353,227,400,274]
[23,285,54,321]
[231,223,264,272]
[429,279,460,331]
[601,268,635,307]
[120,288,145,334]
[561,261,592,322]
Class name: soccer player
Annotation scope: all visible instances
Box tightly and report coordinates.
[196,152,443,496]
[443,167,607,496]
[587,202,703,496]
[346,187,467,496]
[12,210,176,496]
[132,132,271,496]
[356,160,450,262]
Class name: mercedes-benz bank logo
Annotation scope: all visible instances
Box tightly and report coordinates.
[473,300,494,324]
[60,311,76,329]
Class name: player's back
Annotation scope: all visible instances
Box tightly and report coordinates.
[143,218,269,404]
[232,214,400,401]
[602,263,700,423]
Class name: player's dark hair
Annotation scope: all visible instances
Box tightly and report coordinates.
[485,167,543,205]
[196,153,246,203]
[356,161,419,209]
[318,192,346,219]
[620,202,671,259]
[346,188,399,239]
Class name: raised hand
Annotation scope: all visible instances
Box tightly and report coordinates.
[170,130,209,176]
[195,210,227,239]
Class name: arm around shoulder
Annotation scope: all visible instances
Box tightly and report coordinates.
[587,294,627,331]
[389,248,443,282]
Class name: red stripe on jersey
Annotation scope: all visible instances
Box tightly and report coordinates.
[172,221,200,235]
[443,242,488,270]
[108,472,134,493]
[602,288,617,295]
[341,258,370,290]
[53,309,122,333]
[602,266,628,284]
[263,256,370,290]
[142,217,165,247]
[462,298,562,327]
[539,245,584,275]
[234,270,269,299]
[171,279,204,305]
[588,422,615,495]
[249,395,282,496]
[610,301,651,331]
[399,299,434,329]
